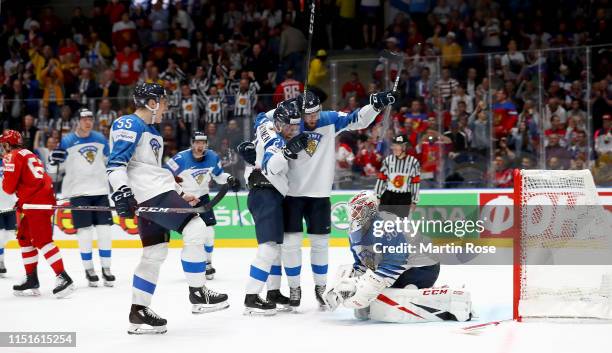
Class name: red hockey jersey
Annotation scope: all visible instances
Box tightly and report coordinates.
[2,148,55,208]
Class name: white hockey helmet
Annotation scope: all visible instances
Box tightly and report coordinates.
[348,190,379,233]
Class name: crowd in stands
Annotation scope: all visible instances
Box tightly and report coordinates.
[333,0,611,187]
[0,0,610,189]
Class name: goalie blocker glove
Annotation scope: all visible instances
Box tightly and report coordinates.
[282,133,309,160]
[370,90,397,112]
[111,185,138,218]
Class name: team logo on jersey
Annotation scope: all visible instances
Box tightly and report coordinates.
[391,175,406,188]
[304,132,322,156]
[185,103,193,111]
[191,169,210,185]
[78,145,98,164]
[238,97,247,106]
[149,139,161,162]
[209,102,219,112]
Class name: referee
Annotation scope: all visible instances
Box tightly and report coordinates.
[374,134,421,218]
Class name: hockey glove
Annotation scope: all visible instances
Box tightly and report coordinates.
[111,185,138,218]
[343,269,388,309]
[49,149,67,165]
[227,175,241,192]
[236,141,256,165]
[282,133,309,160]
[369,91,397,112]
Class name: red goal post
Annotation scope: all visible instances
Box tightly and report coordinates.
[513,169,612,321]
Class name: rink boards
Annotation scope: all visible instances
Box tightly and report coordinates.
[5,189,612,248]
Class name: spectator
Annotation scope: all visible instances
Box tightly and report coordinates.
[96,98,118,130]
[20,114,39,151]
[36,136,58,170]
[509,121,537,159]
[444,121,468,155]
[569,130,589,159]
[594,115,611,157]
[545,115,568,146]
[40,58,64,118]
[104,0,126,24]
[435,67,459,106]
[434,31,462,69]
[493,156,513,187]
[111,13,137,51]
[341,72,367,102]
[149,1,170,42]
[307,50,328,101]
[74,68,98,106]
[273,69,304,105]
[543,97,567,129]
[492,89,518,139]
[450,85,473,115]
[113,46,141,107]
[468,106,489,155]
[415,67,434,101]
[279,20,307,82]
[361,0,381,48]
[545,134,571,169]
[501,40,525,82]
[98,69,119,99]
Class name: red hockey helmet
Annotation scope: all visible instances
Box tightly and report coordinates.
[0,130,23,146]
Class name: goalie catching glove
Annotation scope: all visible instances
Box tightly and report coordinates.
[370,91,397,112]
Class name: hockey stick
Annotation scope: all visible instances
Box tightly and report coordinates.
[301,0,316,113]
[21,184,231,215]
[377,51,405,145]
[234,191,243,227]
[457,319,513,334]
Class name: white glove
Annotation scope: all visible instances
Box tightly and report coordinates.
[343,269,388,309]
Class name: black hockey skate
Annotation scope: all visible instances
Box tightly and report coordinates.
[13,271,40,296]
[315,285,329,311]
[189,286,229,314]
[244,294,276,316]
[102,268,115,287]
[0,261,6,278]
[128,304,167,335]
[205,265,216,280]
[85,269,99,287]
[289,286,301,308]
[266,289,292,312]
[53,271,75,298]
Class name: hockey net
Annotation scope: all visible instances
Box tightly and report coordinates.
[513,169,612,321]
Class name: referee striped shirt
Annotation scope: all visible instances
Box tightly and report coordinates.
[374,154,421,203]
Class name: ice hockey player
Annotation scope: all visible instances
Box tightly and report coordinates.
[49,108,116,287]
[0,130,75,297]
[106,83,229,335]
[164,131,241,280]
[0,157,17,277]
[282,89,397,309]
[243,100,309,315]
[325,191,473,323]
[374,134,421,218]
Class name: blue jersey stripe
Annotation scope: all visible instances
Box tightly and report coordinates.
[98,249,112,258]
[270,265,282,276]
[284,266,302,276]
[311,264,328,274]
[249,265,269,282]
[133,275,156,294]
[181,260,206,273]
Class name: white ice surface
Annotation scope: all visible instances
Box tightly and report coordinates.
[0,247,609,353]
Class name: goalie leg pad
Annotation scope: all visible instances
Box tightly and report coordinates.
[369,287,472,323]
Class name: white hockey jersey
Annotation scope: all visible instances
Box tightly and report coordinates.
[250,110,291,196]
[287,105,379,197]
[0,159,16,209]
[58,131,110,198]
[106,114,177,203]
[164,149,229,198]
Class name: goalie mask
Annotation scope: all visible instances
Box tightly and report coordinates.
[348,190,379,234]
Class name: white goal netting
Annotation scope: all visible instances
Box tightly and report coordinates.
[515,169,612,320]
